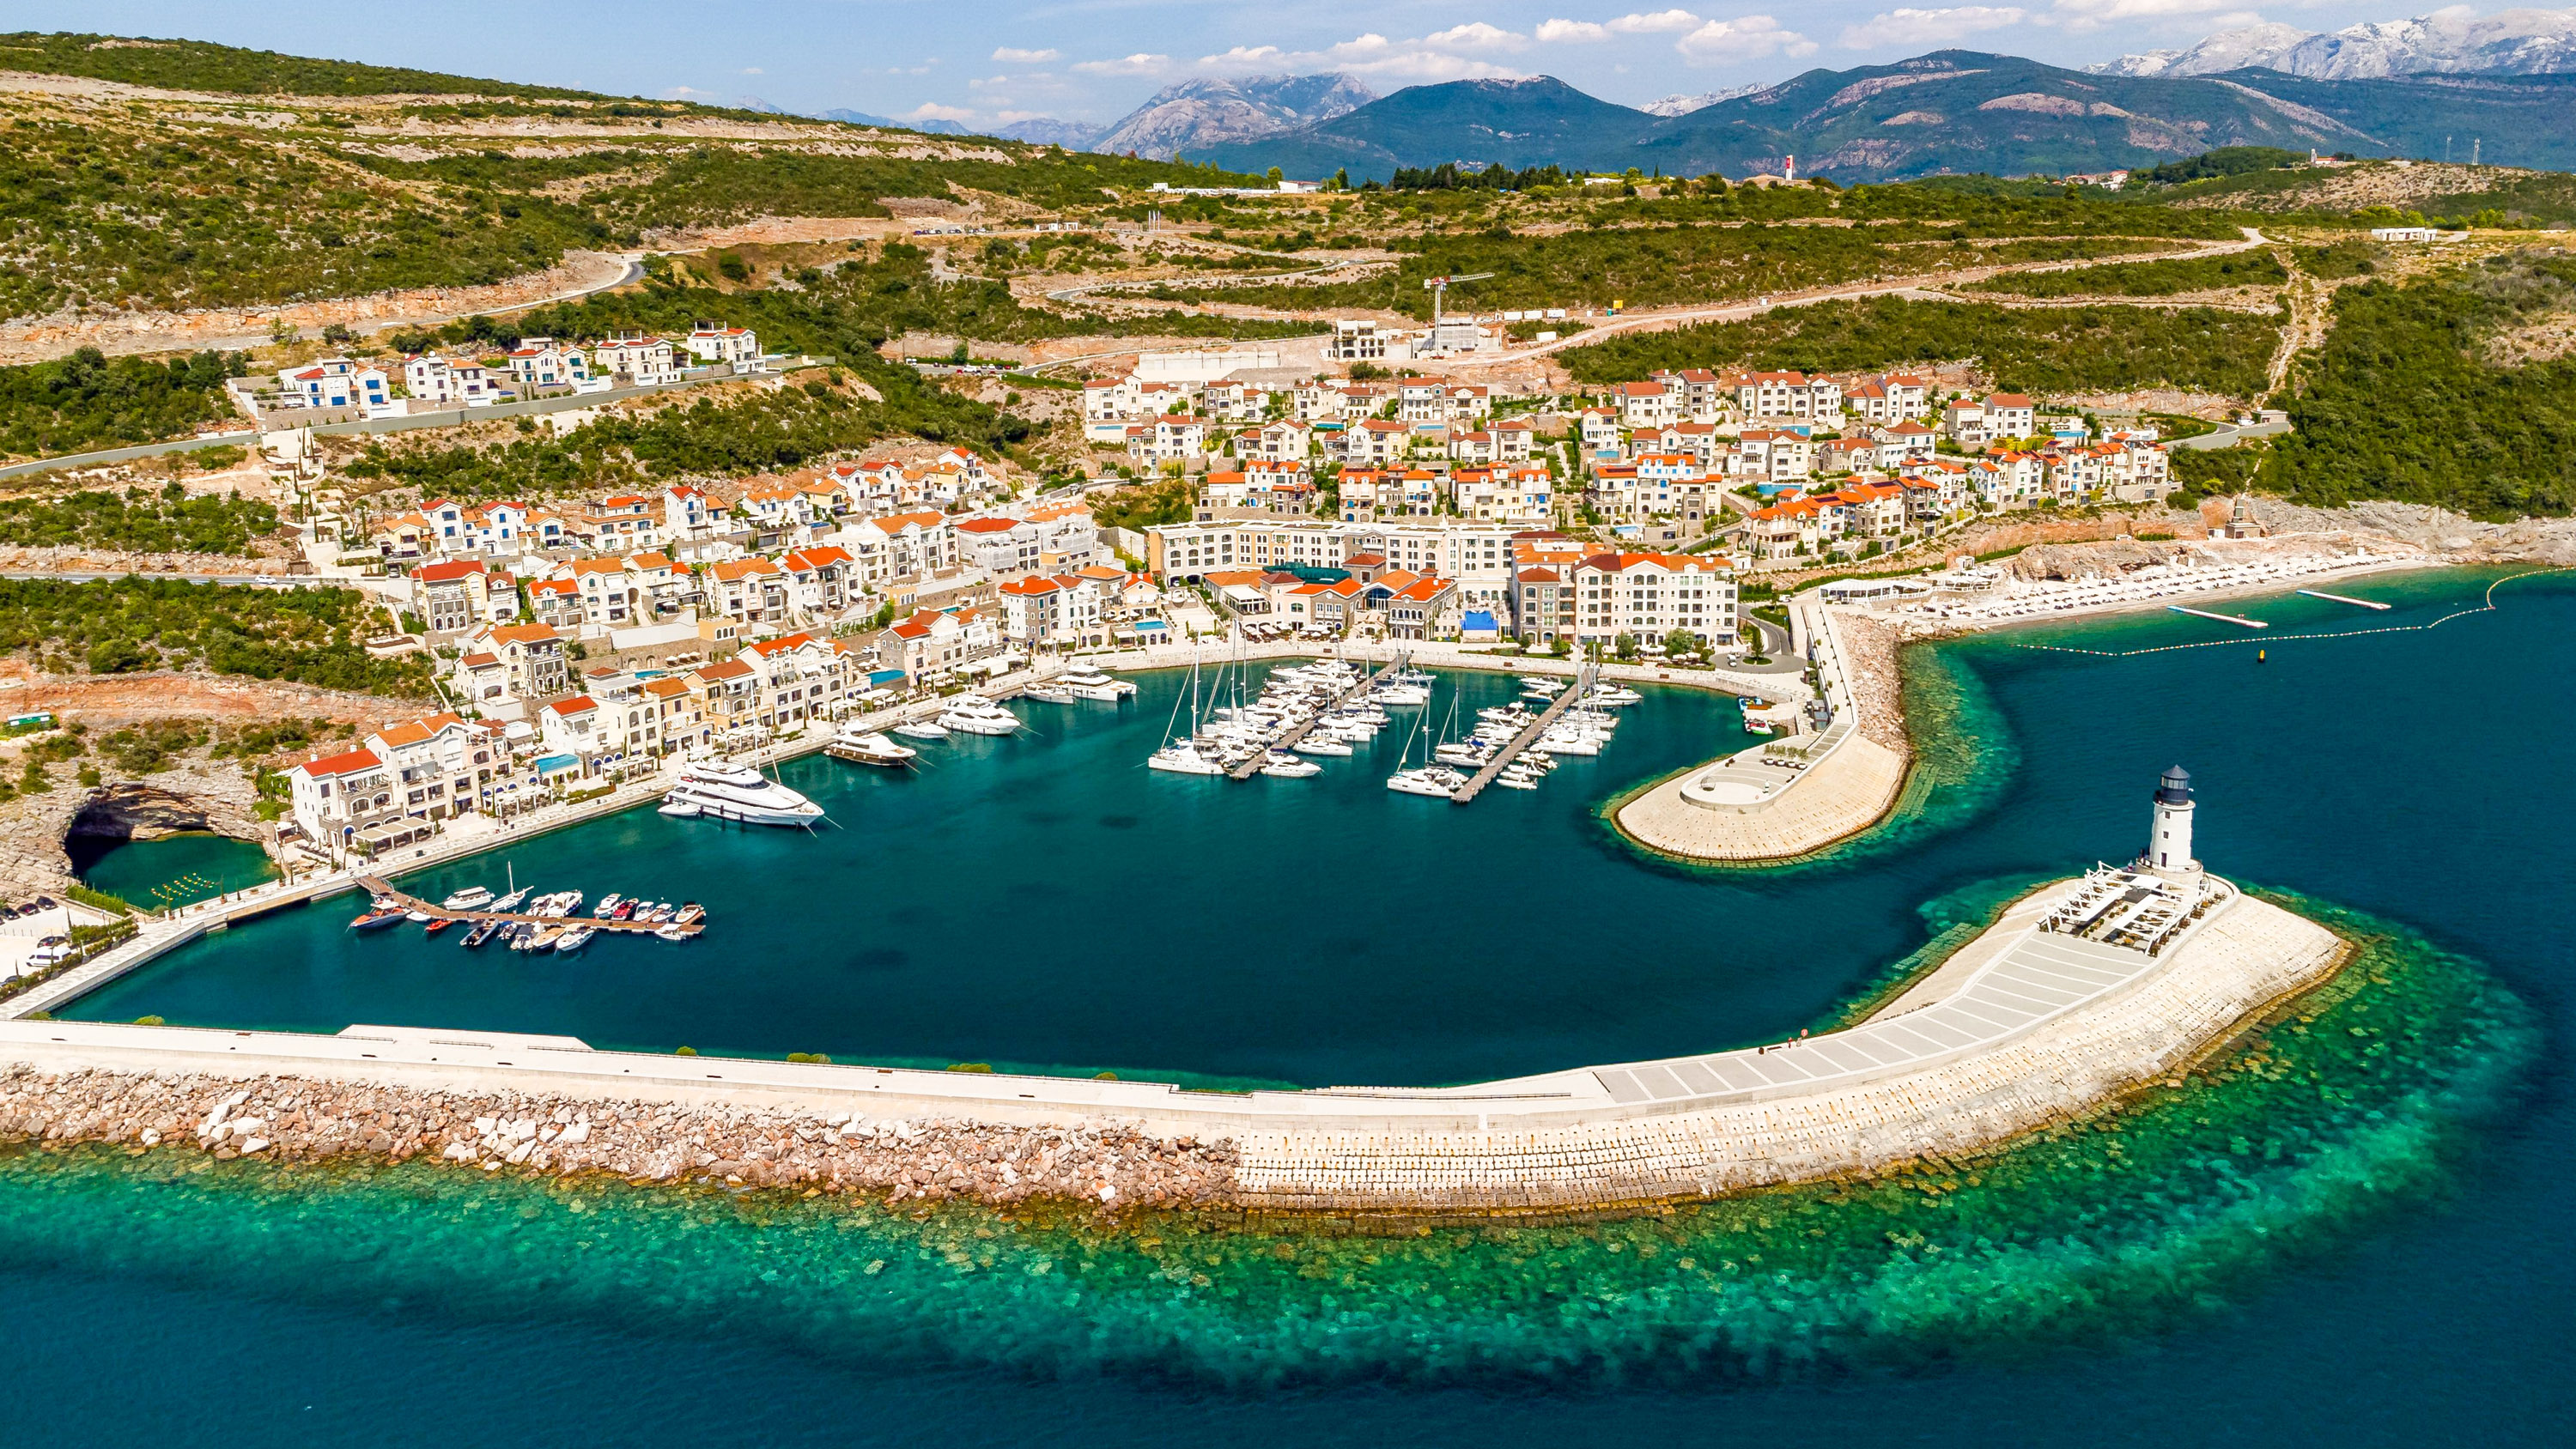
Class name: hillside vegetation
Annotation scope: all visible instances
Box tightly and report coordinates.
[0,576,431,694]
[0,32,600,97]
[0,485,278,555]
[0,349,244,460]
[1963,250,2287,298]
[2264,251,2576,518]
[1560,295,2279,398]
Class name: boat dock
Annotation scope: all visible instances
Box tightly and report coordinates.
[2297,589,2391,610]
[354,877,704,937]
[2168,605,2269,628]
[1451,664,1599,804]
[1227,651,1413,781]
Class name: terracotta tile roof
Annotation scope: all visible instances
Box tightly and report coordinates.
[293,747,381,777]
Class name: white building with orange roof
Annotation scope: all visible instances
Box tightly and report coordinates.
[411,558,519,634]
[683,324,760,368]
[537,696,608,767]
[735,483,816,532]
[276,357,389,411]
[739,631,858,730]
[1450,465,1553,525]
[706,556,787,626]
[1616,379,1675,429]
[663,484,715,541]
[360,712,499,822]
[1571,551,1737,648]
[283,746,398,858]
[526,576,584,629]
[546,557,641,628]
[592,332,680,385]
[880,606,1001,680]
[467,621,570,700]
[828,458,911,512]
[501,338,590,390]
[953,515,1037,575]
[837,511,958,587]
[402,355,501,407]
[780,544,857,618]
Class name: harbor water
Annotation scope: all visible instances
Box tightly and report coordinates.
[5,567,2570,1446]
[67,830,276,912]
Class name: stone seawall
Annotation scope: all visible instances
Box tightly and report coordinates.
[0,890,2349,1216]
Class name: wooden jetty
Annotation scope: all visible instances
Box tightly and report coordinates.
[2168,604,2268,628]
[1451,664,1597,804]
[2296,589,2390,610]
[1228,651,1413,781]
[355,877,704,937]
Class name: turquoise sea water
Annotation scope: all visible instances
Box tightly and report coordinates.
[5,568,2571,1444]
[69,830,277,911]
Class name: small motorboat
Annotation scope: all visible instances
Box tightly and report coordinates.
[593,894,626,919]
[671,902,706,925]
[552,925,596,955]
[1025,682,1077,704]
[460,919,501,949]
[441,886,495,911]
[832,730,919,767]
[892,718,950,741]
[349,906,405,932]
[658,798,702,818]
[423,915,460,937]
[1293,737,1353,757]
[654,924,692,943]
[516,925,563,954]
[1496,772,1540,790]
[403,908,433,924]
[611,899,638,921]
[1259,752,1321,779]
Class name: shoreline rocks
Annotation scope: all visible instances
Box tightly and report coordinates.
[0,1064,1243,1210]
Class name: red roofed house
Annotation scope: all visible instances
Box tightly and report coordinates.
[362,712,497,822]
[538,696,606,766]
[466,622,569,700]
[707,556,787,626]
[412,559,519,634]
[284,747,398,859]
[780,545,856,619]
[952,515,1037,575]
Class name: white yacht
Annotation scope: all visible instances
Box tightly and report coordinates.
[1583,684,1643,706]
[1293,736,1353,757]
[1387,765,1465,797]
[1146,739,1225,775]
[1061,665,1136,700]
[1025,682,1077,704]
[440,886,495,911]
[830,726,918,767]
[1258,751,1321,779]
[938,698,1020,736]
[662,761,826,827]
[891,718,949,741]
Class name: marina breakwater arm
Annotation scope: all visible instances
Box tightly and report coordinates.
[0,880,2347,1216]
[1613,597,1910,864]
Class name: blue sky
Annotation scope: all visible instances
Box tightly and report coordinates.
[9,2,2482,128]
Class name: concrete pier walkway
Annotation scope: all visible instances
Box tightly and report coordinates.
[354,878,702,937]
[1228,652,1410,780]
[1451,664,1595,803]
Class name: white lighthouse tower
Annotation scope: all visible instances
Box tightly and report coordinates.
[2144,765,2200,884]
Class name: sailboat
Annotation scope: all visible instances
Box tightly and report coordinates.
[1148,654,1224,774]
[1386,686,1465,797]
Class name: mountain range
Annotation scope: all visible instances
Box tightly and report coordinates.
[1084,74,1376,160]
[1188,51,2576,183]
[2094,8,2576,79]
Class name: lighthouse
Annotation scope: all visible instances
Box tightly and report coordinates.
[2145,766,2200,883]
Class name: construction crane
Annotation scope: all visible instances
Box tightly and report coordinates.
[1421,272,1495,328]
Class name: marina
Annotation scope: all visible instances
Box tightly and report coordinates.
[353,877,706,938]
[1450,664,1601,803]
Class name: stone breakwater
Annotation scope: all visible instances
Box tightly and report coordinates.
[0,1069,1240,1210]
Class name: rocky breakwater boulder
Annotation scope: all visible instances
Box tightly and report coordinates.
[0,1065,1245,1210]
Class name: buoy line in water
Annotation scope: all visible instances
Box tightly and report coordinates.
[2011,567,2570,658]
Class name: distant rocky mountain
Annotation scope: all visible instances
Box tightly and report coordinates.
[1090,73,1375,159]
[2093,9,2576,80]
[1638,83,1765,118]
[814,107,971,134]
[1201,51,2576,182]
[991,117,1105,149]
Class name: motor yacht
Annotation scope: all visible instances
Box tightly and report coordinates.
[441,886,495,911]
[1062,666,1135,700]
[1147,739,1225,775]
[1258,751,1321,779]
[1293,737,1353,757]
[831,726,919,767]
[553,925,596,955]
[938,699,1021,736]
[891,718,950,741]
[659,798,702,818]
[1386,765,1465,797]
[1583,684,1643,706]
[1025,682,1077,704]
[662,761,827,827]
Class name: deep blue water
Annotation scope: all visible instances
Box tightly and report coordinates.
[7,567,2571,1444]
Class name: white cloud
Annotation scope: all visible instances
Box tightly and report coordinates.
[2046,0,2240,29]
[991,47,1060,64]
[1424,21,1531,50]
[660,85,723,101]
[1194,30,1533,82]
[1538,10,1704,42]
[1071,52,1175,76]
[908,102,977,122]
[1838,5,2028,47]
[1611,9,1706,33]
[739,67,764,76]
[1675,15,1817,62]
